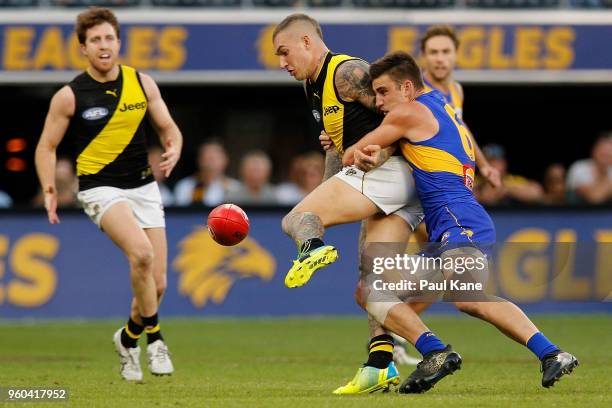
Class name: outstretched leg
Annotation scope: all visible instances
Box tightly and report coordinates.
[454,300,578,387]
[282,177,379,288]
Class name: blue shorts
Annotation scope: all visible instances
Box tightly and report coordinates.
[425,201,496,255]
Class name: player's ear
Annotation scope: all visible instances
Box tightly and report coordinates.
[302,35,310,49]
[79,42,87,57]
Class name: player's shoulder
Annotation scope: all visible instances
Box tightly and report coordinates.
[137,71,156,89]
[385,101,424,124]
[334,58,370,82]
[51,85,75,115]
[453,80,464,101]
[333,57,372,103]
[136,71,160,99]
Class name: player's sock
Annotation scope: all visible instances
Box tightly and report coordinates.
[298,238,325,256]
[120,317,144,348]
[415,332,446,357]
[142,313,164,344]
[365,334,394,369]
[527,332,560,360]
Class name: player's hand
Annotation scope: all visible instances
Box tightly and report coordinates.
[354,145,385,172]
[160,139,180,178]
[479,164,502,188]
[342,146,356,166]
[43,186,60,224]
[319,131,334,151]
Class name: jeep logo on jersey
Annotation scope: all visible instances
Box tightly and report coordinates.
[324,105,340,116]
[119,101,147,112]
[82,107,109,121]
[312,110,321,122]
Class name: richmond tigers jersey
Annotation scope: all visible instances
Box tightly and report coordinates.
[305,53,383,154]
[68,65,153,191]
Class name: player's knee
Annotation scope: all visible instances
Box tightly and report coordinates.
[128,245,154,272]
[454,301,482,317]
[281,213,293,236]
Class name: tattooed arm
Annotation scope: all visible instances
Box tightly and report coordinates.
[334,59,396,164]
[334,59,377,110]
[323,148,343,181]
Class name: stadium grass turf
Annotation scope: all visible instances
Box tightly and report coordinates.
[0,315,610,407]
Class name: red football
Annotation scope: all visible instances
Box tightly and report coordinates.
[207,204,250,246]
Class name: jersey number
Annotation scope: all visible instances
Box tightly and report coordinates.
[444,104,475,162]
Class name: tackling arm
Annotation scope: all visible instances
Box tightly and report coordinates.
[342,111,408,166]
[334,59,396,159]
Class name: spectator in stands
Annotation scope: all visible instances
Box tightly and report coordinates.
[174,140,240,206]
[276,151,325,205]
[475,144,544,206]
[541,163,567,205]
[567,133,612,204]
[0,190,12,208]
[148,145,175,206]
[32,156,78,208]
[226,150,277,205]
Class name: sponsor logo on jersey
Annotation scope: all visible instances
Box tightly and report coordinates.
[463,165,475,191]
[324,105,340,116]
[82,107,109,121]
[119,101,147,112]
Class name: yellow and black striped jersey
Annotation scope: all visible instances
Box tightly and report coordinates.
[68,65,153,191]
[305,53,383,154]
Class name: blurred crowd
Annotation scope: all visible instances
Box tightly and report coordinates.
[2,133,610,210]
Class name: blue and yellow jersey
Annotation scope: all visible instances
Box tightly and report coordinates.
[400,89,495,244]
[423,77,463,119]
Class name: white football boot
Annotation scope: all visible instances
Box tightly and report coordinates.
[112,328,143,381]
[391,333,422,366]
[147,340,174,376]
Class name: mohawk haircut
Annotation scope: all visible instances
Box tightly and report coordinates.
[272,13,323,41]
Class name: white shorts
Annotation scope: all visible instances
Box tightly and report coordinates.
[334,156,424,231]
[77,181,165,229]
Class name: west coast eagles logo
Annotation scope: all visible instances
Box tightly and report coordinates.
[173,229,275,308]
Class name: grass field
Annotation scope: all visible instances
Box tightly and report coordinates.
[0,315,610,407]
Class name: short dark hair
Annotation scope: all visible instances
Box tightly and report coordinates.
[370,51,424,90]
[76,7,120,45]
[272,13,323,41]
[420,25,459,52]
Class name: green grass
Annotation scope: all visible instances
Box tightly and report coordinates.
[0,315,610,407]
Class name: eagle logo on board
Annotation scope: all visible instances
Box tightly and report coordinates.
[173,229,275,308]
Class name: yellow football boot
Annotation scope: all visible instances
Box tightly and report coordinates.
[284,245,338,288]
[333,362,400,395]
